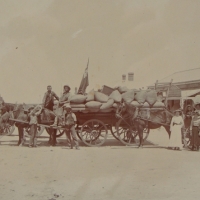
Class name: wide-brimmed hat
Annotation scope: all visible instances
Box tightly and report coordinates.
[193,110,200,114]
[28,106,34,111]
[174,109,182,114]
[195,104,200,108]
[63,85,71,91]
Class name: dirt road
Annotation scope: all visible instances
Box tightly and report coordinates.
[0,128,200,200]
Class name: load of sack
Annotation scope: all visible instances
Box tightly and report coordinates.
[66,86,165,113]
[194,95,200,105]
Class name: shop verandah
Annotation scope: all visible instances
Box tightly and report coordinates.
[147,68,200,112]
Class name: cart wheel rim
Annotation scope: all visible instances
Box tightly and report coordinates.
[116,118,149,146]
[0,123,15,136]
[183,128,192,149]
[80,119,108,147]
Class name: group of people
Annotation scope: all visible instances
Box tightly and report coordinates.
[1,86,200,151]
[168,104,200,151]
[27,85,80,149]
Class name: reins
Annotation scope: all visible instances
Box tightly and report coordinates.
[116,102,172,127]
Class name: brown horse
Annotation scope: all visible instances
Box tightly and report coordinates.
[0,104,58,146]
[116,102,172,148]
[0,103,17,138]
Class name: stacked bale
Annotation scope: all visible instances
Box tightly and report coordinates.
[146,90,157,106]
[134,90,147,104]
[109,90,122,103]
[70,94,86,104]
[94,92,109,103]
[122,90,135,104]
[118,86,129,94]
[68,87,166,113]
[86,89,94,102]
[131,101,143,108]
[85,101,102,112]
[152,101,165,108]
[100,99,114,110]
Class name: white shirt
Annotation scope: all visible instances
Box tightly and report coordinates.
[170,116,184,130]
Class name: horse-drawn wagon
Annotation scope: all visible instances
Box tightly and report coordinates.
[0,87,175,148]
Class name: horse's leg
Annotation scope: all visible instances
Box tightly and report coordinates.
[48,132,52,144]
[54,129,57,146]
[17,127,21,145]
[138,124,144,148]
[46,128,52,144]
[51,129,57,146]
[18,126,24,146]
[49,129,53,146]
[164,126,171,139]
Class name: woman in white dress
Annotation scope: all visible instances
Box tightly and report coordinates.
[168,109,184,150]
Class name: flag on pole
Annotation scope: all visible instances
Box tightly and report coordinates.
[78,59,89,94]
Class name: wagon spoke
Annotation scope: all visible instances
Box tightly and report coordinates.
[87,125,93,132]
[97,125,104,131]
[80,119,108,147]
[95,137,101,144]
[85,132,90,140]
[116,118,146,146]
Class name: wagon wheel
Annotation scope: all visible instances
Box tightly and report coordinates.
[80,119,108,147]
[116,118,149,146]
[24,126,45,138]
[183,128,192,149]
[56,129,65,137]
[76,125,83,141]
[45,127,65,138]
[0,123,15,136]
[143,128,150,141]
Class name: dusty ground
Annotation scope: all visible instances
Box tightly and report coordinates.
[0,128,200,200]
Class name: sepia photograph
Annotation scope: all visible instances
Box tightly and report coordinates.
[0,0,200,199]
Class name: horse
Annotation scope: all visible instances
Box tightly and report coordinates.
[0,103,58,146]
[116,101,173,148]
[0,103,16,133]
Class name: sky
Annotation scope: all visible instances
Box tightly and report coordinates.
[0,0,200,103]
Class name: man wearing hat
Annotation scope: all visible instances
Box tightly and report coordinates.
[51,85,71,127]
[28,105,43,148]
[42,85,59,111]
[62,104,80,150]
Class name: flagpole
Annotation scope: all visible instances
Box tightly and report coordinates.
[87,57,89,68]
[77,58,89,94]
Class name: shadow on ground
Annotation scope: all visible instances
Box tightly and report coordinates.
[0,134,167,149]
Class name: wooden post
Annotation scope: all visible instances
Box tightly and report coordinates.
[165,79,173,108]
[155,80,158,90]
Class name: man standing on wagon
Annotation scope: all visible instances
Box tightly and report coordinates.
[51,85,71,127]
[42,85,59,111]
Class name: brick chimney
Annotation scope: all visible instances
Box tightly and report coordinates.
[128,72,134,81]
[122,74,126,83]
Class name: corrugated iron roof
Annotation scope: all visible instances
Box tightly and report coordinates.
[159,68,200,83]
